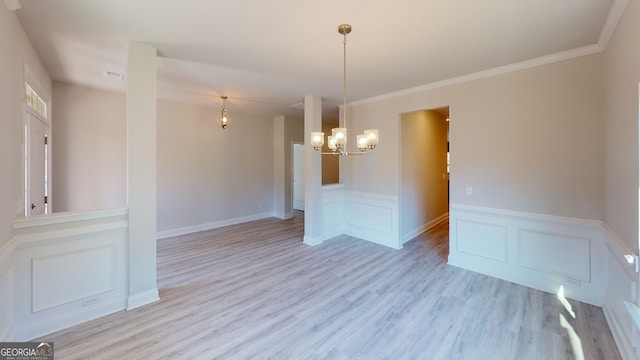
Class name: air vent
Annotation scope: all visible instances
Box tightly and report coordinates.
[102,70,125,80]
[289,102,304,110]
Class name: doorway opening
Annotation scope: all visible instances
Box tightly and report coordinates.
[293,143,305,211]
[399,106,450,244]
[23,81,51,216]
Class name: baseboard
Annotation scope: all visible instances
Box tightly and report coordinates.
[156,212,275,239]
[14,297,126,341]
[303,234,323,246]
[402,212,449,244]
[127,288,159,310]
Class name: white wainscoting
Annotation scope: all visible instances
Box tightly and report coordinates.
[602,224,640,360]
[0,261,13,341]
[448,204,606,306]
[345,191,399,249]
[319,188,400,248]
[8,208,129,341]
[322,185,345,241]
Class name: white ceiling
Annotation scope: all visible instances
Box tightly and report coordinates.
[13,0,621,119]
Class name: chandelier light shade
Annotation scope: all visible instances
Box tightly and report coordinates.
[218,95,229,129]
[311,24,379,156]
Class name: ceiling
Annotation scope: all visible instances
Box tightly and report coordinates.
[12,0,621,119]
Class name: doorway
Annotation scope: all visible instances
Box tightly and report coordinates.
[293,143,305,211]
[24,80,51,216]
[399,107,450,243]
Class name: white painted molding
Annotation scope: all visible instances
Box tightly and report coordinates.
[156,211,275,239]
[449,204,606,306]
[303,235,323,246]
[12,208,128,229]
[127,289,159,311]
[450,203,603,227]
[602,222,637,278]
[0,237,17,267]
[3,0,20,11]
[14,298,126,341]
[601,222,639,360]
[0,265,13,341]
[345,191,400,249]
[402,212,449,244]
[598,0,629,49]
[349,45,602,108]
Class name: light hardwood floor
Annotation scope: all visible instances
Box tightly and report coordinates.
[38,212,621,359]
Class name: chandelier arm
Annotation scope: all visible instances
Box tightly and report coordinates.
[313,149,374,156]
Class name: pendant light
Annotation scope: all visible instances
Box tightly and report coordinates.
[310,24,379,155]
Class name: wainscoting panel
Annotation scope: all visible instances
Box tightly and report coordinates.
[322,186,345,241]
[517,229,590,282]
[0,264,12,341]
[455,219,508,262]
[32,245,116,313]
[10,208,129,340]
[602,225,639,360]
[449,204,606,306]
[345,192,399,249]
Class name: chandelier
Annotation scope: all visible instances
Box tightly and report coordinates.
[310,24,379,155]
[218,95,229,129]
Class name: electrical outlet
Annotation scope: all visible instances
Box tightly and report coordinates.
[81,296,100,307]
[564,277,581,287]
[465,185,472,195]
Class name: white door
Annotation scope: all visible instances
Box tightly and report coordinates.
[27,114,48,215]
[293,143,305,211]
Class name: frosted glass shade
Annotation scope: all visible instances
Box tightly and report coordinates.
[332,128,347,146]
[311,132,324,150]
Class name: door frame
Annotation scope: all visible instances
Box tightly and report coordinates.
[23,66,52,216]
[292,141,305,212]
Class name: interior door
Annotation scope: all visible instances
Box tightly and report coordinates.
[28,114,48,215]
[293,143,305,211]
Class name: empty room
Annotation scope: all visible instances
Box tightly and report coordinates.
[1,0,639,359]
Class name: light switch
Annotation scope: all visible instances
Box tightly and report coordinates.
[465,185,472,195]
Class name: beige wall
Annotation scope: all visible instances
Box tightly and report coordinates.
[603,0,640,251]
[273,115,304,218]
[51,83,276,231]
[156,100,274,231]
[400,110,449,237]
[347,53,604,220]
[52,82,127,212]
[0,6,51,247]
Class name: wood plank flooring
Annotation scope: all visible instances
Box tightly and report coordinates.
[37,212,621,359]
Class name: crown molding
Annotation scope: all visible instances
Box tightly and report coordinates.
[598,0,629,49]
[349,44,602,108]
[3,0,21,11]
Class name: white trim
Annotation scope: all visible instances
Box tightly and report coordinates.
[601,223,639,360]
[3,0,20,11]
[349,45,602,108]
[303,235,324,246]
[448,204,606,306]
[127,289,159,311]
[598,0,629,49]
[156,211,275,239]
[402,212,449,244]
[14,298,126,341]
[450,203,603,227]
[13,208,128,230]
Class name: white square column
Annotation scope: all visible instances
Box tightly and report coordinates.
[126,42,159,309]
[304,95,323,245]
